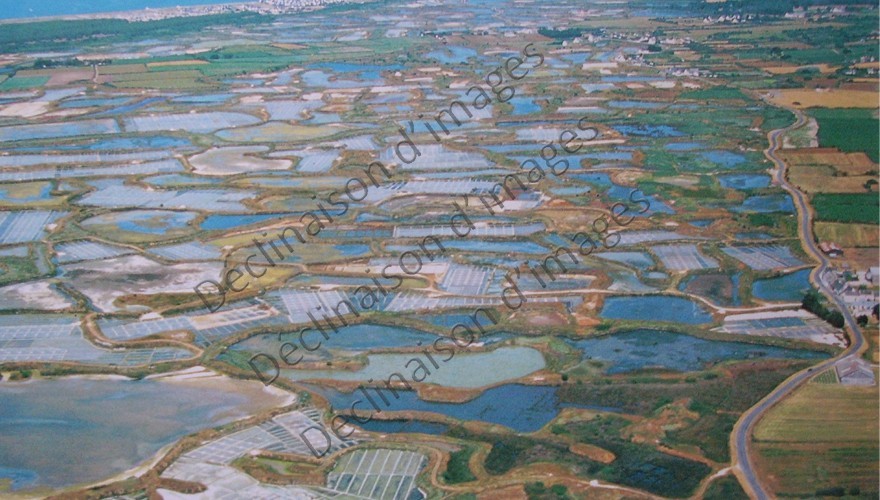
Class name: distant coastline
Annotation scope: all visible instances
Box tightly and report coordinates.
[0,0,373,24]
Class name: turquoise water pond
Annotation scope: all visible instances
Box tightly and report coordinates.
[732,194,795,214]
[81,210,196,235]
[311,383,619,433]
[11,136,192,152]
[752,269,812,302]
[509,97,541,115]
[282,347,545,388]
[600,295,713,324]
[571,329,826,374]
[118,211,194,234]
[718,174,771,190]
[201,213,292,231]
[689,219,714,228]
[701,150,746,168]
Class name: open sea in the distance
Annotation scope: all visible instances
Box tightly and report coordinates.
[0,0,249,20]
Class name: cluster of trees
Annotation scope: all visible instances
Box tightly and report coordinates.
[537,27,602,40]
[32,58,99,69]
[7,369,32,381]
[525,482,571,500]
[815,486,860,497]
[801,290,845,328]
[441,446,476,484]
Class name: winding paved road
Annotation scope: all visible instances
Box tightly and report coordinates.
[731,107,867,499]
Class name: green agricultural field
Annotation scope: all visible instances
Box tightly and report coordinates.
[755,384,878,443]
[754,383,879,497]
[110,69,213,90]
[810,108,880,163]
[811,193,880,224]
[0,75,48,90]
[680,86,750,101]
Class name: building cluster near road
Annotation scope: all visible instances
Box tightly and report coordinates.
[825,267,880,317]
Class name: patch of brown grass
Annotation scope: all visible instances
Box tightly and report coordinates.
[569,443,616,463]
[764,89,879,108]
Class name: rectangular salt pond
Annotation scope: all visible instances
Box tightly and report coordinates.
[0,159,184,183]
[651,244,719,271]
[0,150,170,168]
[388,239,548,255]
[0,211,64,245]
[616,230,708,246]
[123,112,261,134]
[79,185,253,212]
[292,150,339,172]
[7,136,193,152]
[0,315,191,365]
[392,222,544,238]
[260,100,323,120]
[595,251,656,271]
[379,144,492,170]
[148,241,221,261]
[721,245,804,270]
[146,174,224,186]
[54,240,136,264]
[0,119,120,142]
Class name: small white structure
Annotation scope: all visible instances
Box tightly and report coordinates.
[835,357,876,386]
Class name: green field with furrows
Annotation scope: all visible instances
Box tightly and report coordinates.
[754,383,879,497]
[0,75,49,90]
[680,86,750,101]
[811,108,880,163]
[811,193,880,224]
